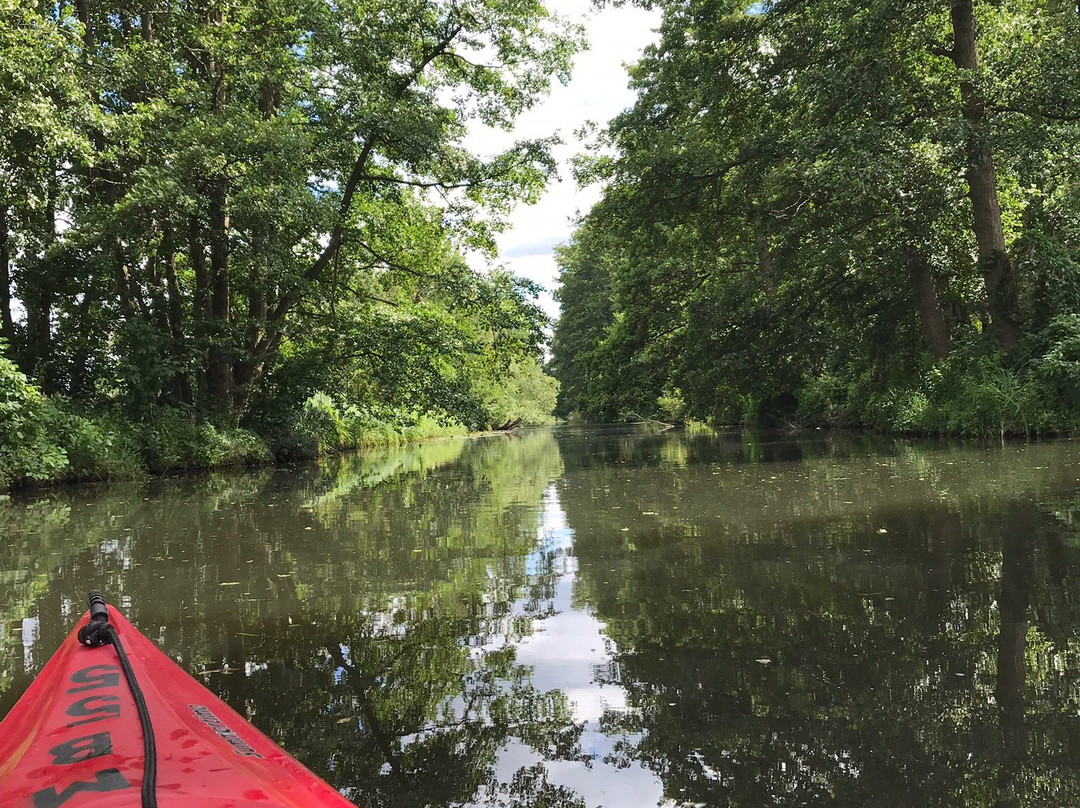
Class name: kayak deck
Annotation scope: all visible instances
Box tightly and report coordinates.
[0,606,358,808]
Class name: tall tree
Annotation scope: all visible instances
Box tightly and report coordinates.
[556,0,1080,426]
[947,0,1021,353]
[0,1,92,382]
[2,0,580,420]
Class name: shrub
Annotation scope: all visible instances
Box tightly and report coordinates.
[45,405,143,481]
[0,347,67,488]
[397,413,467,443]
[796,372,860,428]
[479,359,560,428]
[138,407,203,471]
[870,347,1043,436]
[192,422,273,468]
[864,388,930,433]
[138,406,271,472]
[287,393,467,455]
[1029,315,1080,426]
[656,388,687,423]
[297,392,348,454]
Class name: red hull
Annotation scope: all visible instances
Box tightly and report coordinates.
[0,607,357,808]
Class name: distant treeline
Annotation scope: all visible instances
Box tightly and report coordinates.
[1,1,577,488]
[552,0,1080,435]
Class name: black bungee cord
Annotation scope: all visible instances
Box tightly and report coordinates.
[77,590,158,808]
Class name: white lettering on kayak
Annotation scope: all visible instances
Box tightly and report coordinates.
[188,704,264,758]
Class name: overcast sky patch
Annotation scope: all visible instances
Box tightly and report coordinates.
[504,236,566,259]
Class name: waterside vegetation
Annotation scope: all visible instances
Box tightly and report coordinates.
[1,0,570,490]
[552,0,1080,436]
[1,341,475,490]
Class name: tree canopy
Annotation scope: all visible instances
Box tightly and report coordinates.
[0,0,574,442]
[553,0,1080,433]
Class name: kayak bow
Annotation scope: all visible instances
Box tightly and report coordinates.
[0,594,358,808]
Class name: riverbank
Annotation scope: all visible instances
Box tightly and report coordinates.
[1,352,467,493]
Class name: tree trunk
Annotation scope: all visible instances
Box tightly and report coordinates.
[206,182,233,409]
[68,293,95,398]
[162,227,193,406]
[114,241,137,320]
[757,232,777,294]
[905,246,953,361]
[950,0,1021,354]
[147,228,171,338]
[75,0,93,48]
[201,1,233,411]
[232,81,280,412]
[24,286,52,385]
[233,286,267,413]
[24,176,60,389]
[189,216,210,406]
[0,206,15,348]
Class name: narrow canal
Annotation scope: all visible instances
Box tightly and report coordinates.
[4,426,1080,807]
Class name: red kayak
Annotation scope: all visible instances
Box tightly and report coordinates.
[0,593,358,808]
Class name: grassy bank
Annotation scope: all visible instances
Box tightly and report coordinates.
[1,351,466,492]
[789,328,1080,438]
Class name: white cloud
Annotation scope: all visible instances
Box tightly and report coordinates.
[465,2,660,319]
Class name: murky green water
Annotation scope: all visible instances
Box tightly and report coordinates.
[4,427,1080,807]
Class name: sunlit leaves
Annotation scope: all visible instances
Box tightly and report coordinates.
[554,0,1080,428]
[1,0,575,425]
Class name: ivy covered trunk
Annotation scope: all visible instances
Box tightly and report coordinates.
[950,0,1021,354]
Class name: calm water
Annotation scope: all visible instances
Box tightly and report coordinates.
[4,427,1080,807]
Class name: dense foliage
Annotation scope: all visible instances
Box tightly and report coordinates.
[0,0,569,488]
[553,0,1080,433]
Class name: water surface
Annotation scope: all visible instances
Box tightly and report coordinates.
[4,427,1080,807]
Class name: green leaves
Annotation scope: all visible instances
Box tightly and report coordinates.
[275,252,555,431]
[1,0,576,427]
[0,345,68,488]
[554,0,1080,431]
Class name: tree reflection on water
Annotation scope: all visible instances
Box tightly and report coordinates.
[558,430,1080,808]
[1,432,592,808]
[6,429,1080,807]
